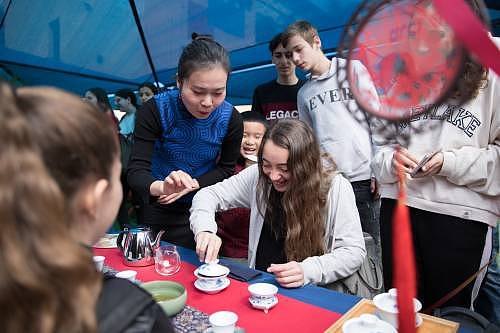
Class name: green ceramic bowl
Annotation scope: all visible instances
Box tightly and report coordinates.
[141,280,187,316]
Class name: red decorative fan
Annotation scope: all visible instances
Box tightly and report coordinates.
[340,0,466,121]
[338,0,499,122]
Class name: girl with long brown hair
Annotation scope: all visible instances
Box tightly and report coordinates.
[0,84,174,332]
[191,119,365,288]
[0,84,100,332]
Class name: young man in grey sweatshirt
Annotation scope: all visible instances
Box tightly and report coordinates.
[283,20,381,258]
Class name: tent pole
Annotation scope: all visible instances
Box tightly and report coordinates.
[0,0,13,30]
[128,0,160,88]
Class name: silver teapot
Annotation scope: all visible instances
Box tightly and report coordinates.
[117,226,165,266]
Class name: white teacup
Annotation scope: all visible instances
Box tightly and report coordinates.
[248,283,278,300]
[197,277,226,289]
[209,311,238,333]
[116,270,137,282]
[342,314,397,333]
[93,255,105,272]
[194,265,230,289]
[373,288,422,329]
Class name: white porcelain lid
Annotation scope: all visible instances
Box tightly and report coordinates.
[343,314,397,333]
[197,262,230,277]
[373,288,422,314]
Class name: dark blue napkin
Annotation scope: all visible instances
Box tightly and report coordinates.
[219,259,262,282]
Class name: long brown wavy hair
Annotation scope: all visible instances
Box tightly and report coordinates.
[0,83,101,332]
[256,119,334,262]
[15,87,119,224]
[451,0,489,101]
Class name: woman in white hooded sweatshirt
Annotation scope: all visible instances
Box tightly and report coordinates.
[190,119,365,288]
[372,30,500,309]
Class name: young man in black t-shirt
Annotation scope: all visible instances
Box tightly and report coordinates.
[251,33,304,126]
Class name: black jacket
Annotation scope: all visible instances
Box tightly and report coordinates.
[96,275,175,333]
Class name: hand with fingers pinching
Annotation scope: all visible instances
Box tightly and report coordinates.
[411,152,444,178]
[195,231,222,263]
[150,170,199,204]
[391,148,419,175]
[267,261,304,288]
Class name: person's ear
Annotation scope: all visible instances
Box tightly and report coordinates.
[176,74,181,89]
[80,179,109,220]
[313,35,322,50]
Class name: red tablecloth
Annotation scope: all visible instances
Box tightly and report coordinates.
[94,248,341,333]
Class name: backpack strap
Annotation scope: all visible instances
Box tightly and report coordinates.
[423,256,494,314]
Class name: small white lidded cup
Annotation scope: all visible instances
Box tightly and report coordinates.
[115,270,138,282]
[247,283,279,312]
[93,255,105,272]
[373,288,422,329]
[342,314,397,333]
[209,311,238,333]
[195,262,230,289]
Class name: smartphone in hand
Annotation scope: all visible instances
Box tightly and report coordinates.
[410,151,439,177]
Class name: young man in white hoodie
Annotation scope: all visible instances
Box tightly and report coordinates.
[372,34,500,309]
[282,20,381,259]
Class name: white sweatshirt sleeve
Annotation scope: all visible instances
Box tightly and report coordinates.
[438,128,500,196]
[300,175,366,285]
[437,70,500,196]
[371,137,399,184]
[190,165,258,236]
[297,87,313,128]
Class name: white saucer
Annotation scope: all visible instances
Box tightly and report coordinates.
[249,295,278,311]
[194,277,230,294]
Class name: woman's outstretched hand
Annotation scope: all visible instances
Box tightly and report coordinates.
[392,147,419,175]
[195,231,221,263]
[267,261,304,288]
[150,170,199,204]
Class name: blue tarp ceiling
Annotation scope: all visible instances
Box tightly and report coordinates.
[1,0,500,105]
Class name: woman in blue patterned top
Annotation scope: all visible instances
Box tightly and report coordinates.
[128,33,243,249]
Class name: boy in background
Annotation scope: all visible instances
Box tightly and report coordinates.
[216,112,269,261]
[252,33,304,126]
[283,20,380,258]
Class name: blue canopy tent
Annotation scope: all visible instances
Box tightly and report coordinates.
[1,0,500,105]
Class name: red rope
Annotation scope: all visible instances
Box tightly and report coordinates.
[393,147,417,332]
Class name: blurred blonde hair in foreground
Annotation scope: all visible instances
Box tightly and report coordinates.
[0,82,101,333]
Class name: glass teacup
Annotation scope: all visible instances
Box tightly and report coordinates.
[155,245,181,276]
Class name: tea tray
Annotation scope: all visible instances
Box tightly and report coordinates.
[324,299,459,333]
